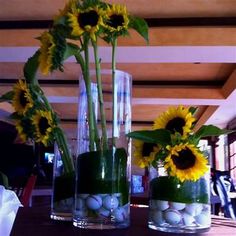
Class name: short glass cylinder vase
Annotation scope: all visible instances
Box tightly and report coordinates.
[73,70,132,229]
[50,143,75,221]
[148,168,211,233]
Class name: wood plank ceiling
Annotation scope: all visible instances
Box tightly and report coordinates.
[0,0,236,139]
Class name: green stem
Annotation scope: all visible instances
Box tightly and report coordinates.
[83,37,97,152]
[37,88,74,173]
[92,40,108,151]
[111,38,117,148]
[54,127,74,174]
[38,87,53,110]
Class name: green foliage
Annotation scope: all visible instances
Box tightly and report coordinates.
[129,16,149,44]
[0,90,14,102]
[23,50,40,84]
[189,106,198,115]
[152,149,168,168]
[194,125,233,142]
[127,129,171,146]
[150,176,209,204]
[51,30,67,72]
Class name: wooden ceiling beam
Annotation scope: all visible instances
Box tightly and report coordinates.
[0,62,234,82]
[194,106,219,131]
[133,86,224,100]
[0,84,225,100]
[1,27,236,46]
[1,0,236,20]
[222,70,236,98]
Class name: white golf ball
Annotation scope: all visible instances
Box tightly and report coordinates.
[99,194,108,199]
[103,195,119,210]
[195,212,211,226]
[151,210,165,225]
[86,195,102,210]
[150,200,169,211]
[113,207,127,222]
[75,197,86,210]
[182,212,195,226]
[185,203,202,216]
[164,209,182,225]
[170,202,186,211]
[97,207,111,218]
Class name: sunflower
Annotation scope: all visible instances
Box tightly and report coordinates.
[133,140,158,168]
[32,110,55,146]
[15,118,33,142]
[12,80,33,115]
[54,0,77,21]
[15,120,27,142]
[38,31,56,75]
[103,4,129,33]
[164,143,208,182]
[153,106,195,139]
[67,6,104,41]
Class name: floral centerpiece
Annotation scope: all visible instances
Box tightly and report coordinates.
[128,106,231,233]
[0,0,148,228]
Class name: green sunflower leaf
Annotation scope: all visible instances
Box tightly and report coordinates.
[155,149,168,162]
[127,129,171,145]
[53,16,67,26]
[189,106,198,115]
[9,112,22,120]
[64,43,81,60]
[194,125,233,141]
[0,90,14,102]
[129,16,149,44]
[24,50,40,84]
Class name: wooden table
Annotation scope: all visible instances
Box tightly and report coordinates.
[11,206,236,236]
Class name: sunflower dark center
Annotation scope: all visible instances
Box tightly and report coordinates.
[171,148,196,170]
[166,117,185,135]
[78,10,99,29]
[38,117,50,135]
[107,14,124,29]
[142,142,155,157]
[19,91,28,108]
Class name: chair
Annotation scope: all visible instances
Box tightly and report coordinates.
[9,174,37,207]
[212,170,236,219]
[20,175,37,206]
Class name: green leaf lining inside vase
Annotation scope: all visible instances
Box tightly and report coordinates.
[53,171,75,202]
[76,148,129,205]
[150,176,209,204]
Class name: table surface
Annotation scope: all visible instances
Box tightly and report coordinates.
[11,206,236,236]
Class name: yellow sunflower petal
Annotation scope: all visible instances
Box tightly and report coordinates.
[133,140,157,168]
[12,80,33,115]
[153,105,196,139]
[15,120,27,142]
[103,4,129,33]
[164,143,208,182]
[67,6,103,41]
[54,0,77,21]
[32,110,55,146]
[39,32,56,75]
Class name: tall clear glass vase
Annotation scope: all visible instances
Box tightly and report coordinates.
[73,70,132,229]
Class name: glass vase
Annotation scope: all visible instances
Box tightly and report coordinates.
[50,143,75,221]
[73,70,132,229]
[148,166,211,233]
